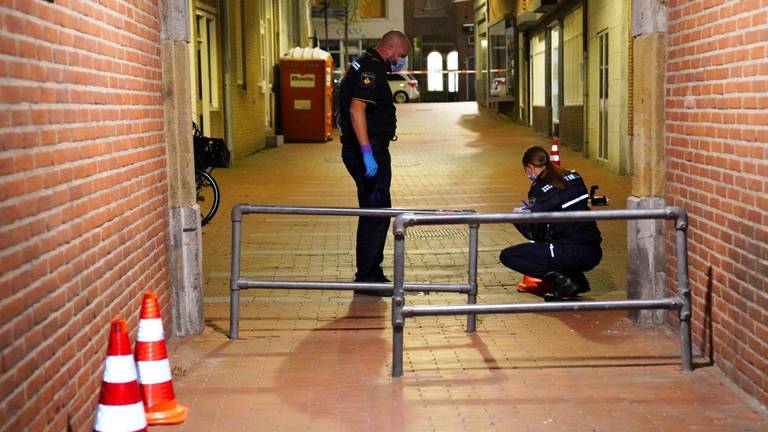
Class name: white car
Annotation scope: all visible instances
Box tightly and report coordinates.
[490,77,506,97]
[387,72,420,103]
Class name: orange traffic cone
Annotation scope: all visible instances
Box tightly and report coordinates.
[93,318,148,432]
[550,136,561,167]
[516,275,551,294]
[135,291,189,425]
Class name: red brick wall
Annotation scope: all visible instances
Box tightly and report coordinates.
[666,0,768,406]
[0,1,169,430]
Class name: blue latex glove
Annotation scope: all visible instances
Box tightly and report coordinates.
[361,143,378,177]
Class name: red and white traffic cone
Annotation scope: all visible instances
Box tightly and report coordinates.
[550,136,561,167]
[516,275,551,294]
[93,318,148,432]
[135,291,188,425]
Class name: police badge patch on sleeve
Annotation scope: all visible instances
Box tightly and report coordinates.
[361,72,375,87]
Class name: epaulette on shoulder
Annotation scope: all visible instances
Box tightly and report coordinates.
[563,171,581,182]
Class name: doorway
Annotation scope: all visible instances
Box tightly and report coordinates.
[550,24,560,135]
[598,30,609,160]
[193,6,219,135]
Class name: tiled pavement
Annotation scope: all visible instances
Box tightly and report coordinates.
[164,103,768,431]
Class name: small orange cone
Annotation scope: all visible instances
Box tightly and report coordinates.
[550,136,561,167]
[135,291,188,425]
[93,318,148,432]
[516,275,551,293]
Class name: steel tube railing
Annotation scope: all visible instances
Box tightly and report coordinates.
[229,204,477,339]
[466,223,479,332]
[238,280,471,293]
[402,298,681,317]
[391,207,692,377]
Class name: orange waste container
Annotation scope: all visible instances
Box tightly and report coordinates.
[279,48,333,142]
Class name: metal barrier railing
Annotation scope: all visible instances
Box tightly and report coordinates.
[390,207,692,377]
[229,205,479,339]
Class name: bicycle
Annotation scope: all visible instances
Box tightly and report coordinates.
[195,167,220,226]
[193,122,229,226]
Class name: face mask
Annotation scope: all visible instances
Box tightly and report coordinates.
[389,52,406,72]
[527,173,538,182]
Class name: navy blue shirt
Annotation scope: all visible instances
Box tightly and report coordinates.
[515,171,602,246]
[336,48,396,140]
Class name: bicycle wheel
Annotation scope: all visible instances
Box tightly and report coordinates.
[195,169,220,226]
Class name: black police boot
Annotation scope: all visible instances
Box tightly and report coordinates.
[569,272,591,295]
[353,275,393,297]
[542,271,581,302]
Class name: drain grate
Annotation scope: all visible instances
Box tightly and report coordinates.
[406,227,467,239]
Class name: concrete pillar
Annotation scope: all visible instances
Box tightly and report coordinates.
[628,0,666,325]
[161,0,204,336]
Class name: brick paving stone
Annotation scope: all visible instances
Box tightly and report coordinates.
[163,103,768,431]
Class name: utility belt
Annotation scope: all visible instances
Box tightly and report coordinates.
[341,134,397,148]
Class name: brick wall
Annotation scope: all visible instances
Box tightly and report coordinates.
[559,105,583,151]
[229,0,267,157]
[666,0,768,406]
[0,1,169,431]
[532,105,550,135]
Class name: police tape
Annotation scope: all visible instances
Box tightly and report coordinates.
[332,68,507,75]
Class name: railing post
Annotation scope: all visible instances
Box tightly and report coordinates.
[466,223,479,332]
[675,210,693,371]
[229,205,243,339]
[392,214,410,378]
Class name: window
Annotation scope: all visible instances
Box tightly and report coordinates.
[313,0,385,18]
[387,74,406,82]
[360,0,385,18]
[427,51,443,91]
[447,51,458,93]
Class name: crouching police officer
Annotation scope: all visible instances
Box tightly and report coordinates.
[337,30,411,296]
[500,146,603,301]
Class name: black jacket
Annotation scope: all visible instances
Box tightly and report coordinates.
[514,170,602,246]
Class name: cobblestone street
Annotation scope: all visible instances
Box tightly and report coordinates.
[164,103,768,431]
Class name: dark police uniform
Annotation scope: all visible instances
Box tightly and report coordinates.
[500,170,602,292]
[337,48,396,282]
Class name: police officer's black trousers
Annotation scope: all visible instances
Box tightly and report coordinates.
[499,242,602,284]
[341,136,392,281]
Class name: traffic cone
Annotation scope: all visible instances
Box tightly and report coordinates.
[135,291,189,425]
[550,136,561,167]
[93,318,148,432]
[516,275,551,294]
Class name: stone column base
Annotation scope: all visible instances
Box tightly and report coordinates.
[169,205,203,336]
[627,196,666,325]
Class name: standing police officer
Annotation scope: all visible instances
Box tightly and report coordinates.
[337,31,410,295]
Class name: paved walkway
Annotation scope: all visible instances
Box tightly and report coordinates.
[165,103,767,431]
